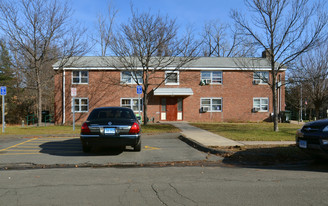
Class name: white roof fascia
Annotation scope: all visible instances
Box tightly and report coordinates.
[183,67,286,71]
[54,67,117,70]
[54,66,286,71]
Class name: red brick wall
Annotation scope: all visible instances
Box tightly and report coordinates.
[54,69,285,124]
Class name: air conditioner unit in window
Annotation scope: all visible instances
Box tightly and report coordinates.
[199,106,210,113]
[252,107,260,113]
[199,80,206,86]
[204,79,211,85]
[253,79,261,85]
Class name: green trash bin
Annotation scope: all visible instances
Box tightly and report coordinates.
[282,110,291,123]
[136,114,142,124]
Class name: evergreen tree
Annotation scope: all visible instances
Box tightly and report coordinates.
[0,40,13,85]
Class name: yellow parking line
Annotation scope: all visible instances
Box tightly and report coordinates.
[0,153,40,155]
[0,138,38,152]
[6,150,40,152]
[31,139,74,142]
[0,150,82,155]
[18,143,43,145]
[34,137,79,139]
[144,145,160,150]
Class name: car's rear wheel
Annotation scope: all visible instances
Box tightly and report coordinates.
[82,143,92,153]
[134,141,141,152]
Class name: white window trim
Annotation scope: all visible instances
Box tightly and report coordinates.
[253,71,269,85]
[200,97,222,112]
[253,97,269,112]
[165,71,179,85]
[72,71,89,85]
[71,98,89,113]
[120,71,143,85]
[200,71,223,85]
[120,98,143,112]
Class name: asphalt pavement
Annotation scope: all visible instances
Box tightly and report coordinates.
[0,122,295,160]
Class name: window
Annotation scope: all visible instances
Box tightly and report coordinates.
[200,98,222,112]
[165,71,179,85]
[201,71,222,84]
[177,98,183,112]
[121,98,143,112]
[161,98,166,112]
[121,71,143,84]
[253,71,269,84]
[253,98,269,112]
[72,71,88,84]
[87,108,135,120]
[72,98,88,112]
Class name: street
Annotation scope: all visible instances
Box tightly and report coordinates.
[1,166,328,205]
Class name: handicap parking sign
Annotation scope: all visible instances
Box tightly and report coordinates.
[0,86,6,96]
[136,85,142,94]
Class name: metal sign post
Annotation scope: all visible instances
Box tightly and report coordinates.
[1,86,6,133]
[71,88,77,131]
[136,85,142,122]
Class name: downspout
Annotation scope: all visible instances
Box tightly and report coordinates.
[62,69,66,124]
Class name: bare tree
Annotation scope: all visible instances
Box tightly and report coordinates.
[108,8,200,125]
[0,0,88,126]
[96,3,118,56]
[291,46,328,119]
[201,20,256,57]
[231,0,328,131]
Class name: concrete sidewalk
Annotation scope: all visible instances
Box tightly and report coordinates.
[170,122,243,147]
[170,122,294,148]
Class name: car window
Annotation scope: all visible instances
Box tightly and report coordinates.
[88,108,135,121]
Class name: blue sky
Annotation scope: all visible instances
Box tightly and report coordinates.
[69,0,246,34]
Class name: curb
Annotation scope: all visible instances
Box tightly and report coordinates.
[178,135,232,155]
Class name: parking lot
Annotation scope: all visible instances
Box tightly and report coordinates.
[0,133,221,167]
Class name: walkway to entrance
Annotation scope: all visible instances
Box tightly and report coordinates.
[168,122,294,148]
[168,122,243,147]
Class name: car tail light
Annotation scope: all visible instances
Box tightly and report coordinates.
[81,122,91,134]
[129,122,140,134]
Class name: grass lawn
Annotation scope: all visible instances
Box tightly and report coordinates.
[0,125,81,135]
[141,124,180,134]
[191,122,303,141]
[0,123,180,136]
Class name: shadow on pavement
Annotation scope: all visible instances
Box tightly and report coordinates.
[221,145,328,172]
[39,139,124,156]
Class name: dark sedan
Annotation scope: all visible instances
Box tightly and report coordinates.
[296,119,328,158]
[80,107,141,152]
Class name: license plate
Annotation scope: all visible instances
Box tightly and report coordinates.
[104,128,115,135]
[299,140,307,149]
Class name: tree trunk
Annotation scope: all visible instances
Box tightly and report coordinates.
[271,54,279,132]
[272,80,279,132]
[315,107,320,120]
[143,92,148,126]
[37,72,42,126]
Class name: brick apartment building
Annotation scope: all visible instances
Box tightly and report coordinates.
[53,56,285,124]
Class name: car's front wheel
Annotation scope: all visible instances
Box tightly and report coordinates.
[134,141,141,152]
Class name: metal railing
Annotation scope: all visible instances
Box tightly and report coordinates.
[26,114,53,126]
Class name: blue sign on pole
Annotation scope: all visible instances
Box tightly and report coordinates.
[136,85,142,94]
[0,86,6,96]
